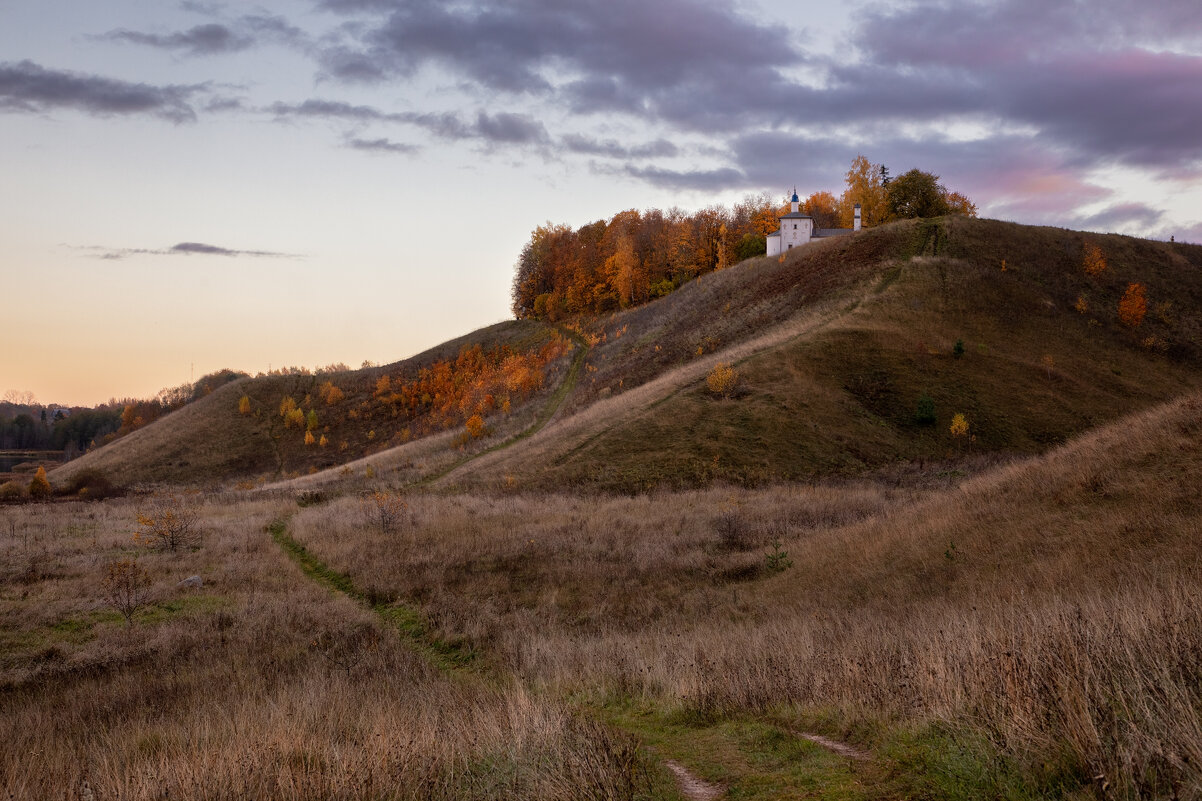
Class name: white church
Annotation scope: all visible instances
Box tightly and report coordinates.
[766,191,861,256]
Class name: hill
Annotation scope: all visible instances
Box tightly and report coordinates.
[443,217,1202,490]
[50,320,574,488]
[51,217,1202,492]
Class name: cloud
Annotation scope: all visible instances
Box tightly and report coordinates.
[345,136,419,154]
[0,60,200,122]
[315,0,797,101]
[616,164,747,193]
[1075,203,1166,233]
[268,99,548,146]
[561,133,678,160]
[101,14,309,56]
[103,23,254,55]
[78,242,298,260]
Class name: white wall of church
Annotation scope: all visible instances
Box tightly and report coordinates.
[781,218,812,249]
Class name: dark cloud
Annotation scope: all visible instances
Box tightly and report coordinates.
[101,14,308,56]
[0,60,199,122]
[472,111,547,145]
[345,136,419,154]
[561,134,678,160]
[79,242,297,260]
[616,164,746,193]
[103,24,254,55]
[316,0,797,100]
[268,99,547,147]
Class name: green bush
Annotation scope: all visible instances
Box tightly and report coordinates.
[914,394,937,426]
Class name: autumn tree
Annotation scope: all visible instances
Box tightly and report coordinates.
[29,466,51,500]
[465,414,486,439]
[803,191,840,229]
[101,559,150,626]
[1082,244,1107,277]
[839,155,888,228]
[238,395,252,415]
[318,381,345,405]
[949,412,970,443]
[1118,283,1148,327]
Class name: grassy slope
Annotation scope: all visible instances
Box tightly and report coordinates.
[450,217,1202,490]
[50,320,562,488]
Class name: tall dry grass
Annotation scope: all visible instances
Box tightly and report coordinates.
[0,496,650,800]
[291,393,1202,798]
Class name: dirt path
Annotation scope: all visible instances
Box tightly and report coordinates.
[795,732,871,761]
[438,291,860,488]
[663,760,724,800]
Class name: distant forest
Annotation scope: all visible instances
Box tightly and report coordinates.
[0,369,247,457]
[512,156,975,320]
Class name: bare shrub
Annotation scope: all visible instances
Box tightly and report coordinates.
[363,490,408,535]
[101,558,150,626]
[134,496,201,552]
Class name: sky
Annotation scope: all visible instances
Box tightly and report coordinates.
[3,0,1201,407]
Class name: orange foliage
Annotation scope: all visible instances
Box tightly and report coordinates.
[238,395,251,415]
[1118,283,1148,328]
[465,414,486,439]
[1083,244,1107,277]
[319,381,345,405]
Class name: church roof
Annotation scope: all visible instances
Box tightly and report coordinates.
[780,211,812,219]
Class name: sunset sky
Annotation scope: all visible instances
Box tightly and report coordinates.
[4,0,1200,406]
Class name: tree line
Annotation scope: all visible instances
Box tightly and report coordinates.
[512,156,975,320]
[0,368,247,457]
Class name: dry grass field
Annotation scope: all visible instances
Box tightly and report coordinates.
[0,496,659,800]
[286,392,1202,799]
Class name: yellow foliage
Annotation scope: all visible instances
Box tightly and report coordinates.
[949,413,970,440]
[367,429,376,441]
[706,363,738,397]
[304,430,316,446]
[319,381,345,405]
[238,395,251,415]
[279,396,297,417]
[29,466,51,500]
[285,408,305,429]
[319,434,329,447]
[1074,296,1089,314]
[375,375,391,397]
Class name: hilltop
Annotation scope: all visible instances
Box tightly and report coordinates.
[50,216,1202,492]
[447,216,1202,490]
